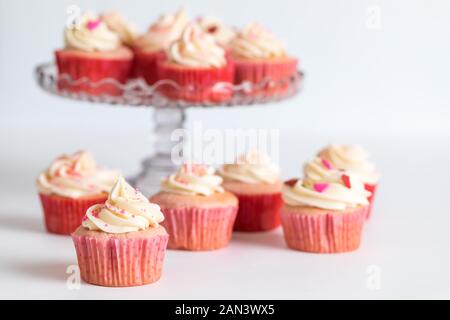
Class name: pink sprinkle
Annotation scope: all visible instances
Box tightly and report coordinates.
[82,216,87,221]
[314,183,329,193]
[86,19,101,31]
[321,158,333,170]
[175,177,189,185]
[104,223,108,227]
[342,174,352,188]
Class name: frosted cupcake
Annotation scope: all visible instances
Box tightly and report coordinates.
[37,151,118,235]
[150,164,238,251]
[158,22,235,103]
[197,16,236,47]
[230,23,298,97]
[133,9,188,84]
[218,151,282,231]
[72,176,168,287]
[55,11,133,95]
[101,11,138,47]
[318,144,380,219]
[281,171,370,253]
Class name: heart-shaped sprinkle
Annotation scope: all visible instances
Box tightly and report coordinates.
[314,183,329,193]
[342,174,351,188]
[86,19,101,31]
[321,158,333,170]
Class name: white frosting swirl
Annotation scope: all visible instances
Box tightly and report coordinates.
[168,23,227,68]
[304,157,338,181]
[161,164,224,196]
[134,9,188,52]
[218,150,279,184]
[37,151,119,198]
[197,16,236,46]
[319,144,380,184]
[230,22,287,59]
[64,12,121,52]
[82,176,164,234]
[101,11,137,46]
[282,173,371,211]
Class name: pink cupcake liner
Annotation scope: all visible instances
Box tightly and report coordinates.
[364,183,377,220]
[233,193,282,232]
[157,60,235,103]
[234,58,298,97]
[281,206,366,253]
[55,50,132,96]
[72,231,169,287]
[132,49,166,84]
[39,193,107,235]
[161,206,238,251]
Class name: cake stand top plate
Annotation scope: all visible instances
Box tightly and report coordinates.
[35,62,304,109]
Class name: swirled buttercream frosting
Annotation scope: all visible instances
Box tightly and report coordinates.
[161,164,224,196]
[64,11,121,52]
[197,16,236,46]
[82,176,164,233]
[218,150,280,184]
[101,11,138,46]
[134,9,189,52]
[230,22,287,59]
[168,23,227,68]
[318,144,380,184]
[282,172,371,211]
[37,151,119,198]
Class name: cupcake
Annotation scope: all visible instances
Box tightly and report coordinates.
[218,150,282,232]
[101,11,138,47]
[197,16,236,48]
[318,144,380,219]
[230,23,298,97]
[72,176,168,287]
[132,9,188,84]
[281,171,371,253]
[55,11,133,96]
[36,151,119,235]
[149,163,238,251]
[158,22,235,103]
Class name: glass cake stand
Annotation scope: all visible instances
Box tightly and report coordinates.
[34,62,304,195]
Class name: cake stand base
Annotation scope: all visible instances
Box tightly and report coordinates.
[131,108,185,196]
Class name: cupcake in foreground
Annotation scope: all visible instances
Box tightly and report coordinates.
[72,176,168,286]
[150,163,238,251]
[37,151,119,235]
[281,170,370,253]
[197,16,236,48]
[55,11,133,96]
[132,9,188,84]
[230,23,298,97]
[158,22,235,103]
[218,150,282,232]
[101,11,138,47]
[318,144,380,219]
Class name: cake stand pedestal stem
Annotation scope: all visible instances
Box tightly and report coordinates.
[133,108,186,196]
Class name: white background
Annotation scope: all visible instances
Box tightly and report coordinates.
[0,0,450,299]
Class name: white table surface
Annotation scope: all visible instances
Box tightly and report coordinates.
[1,130,449,300]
